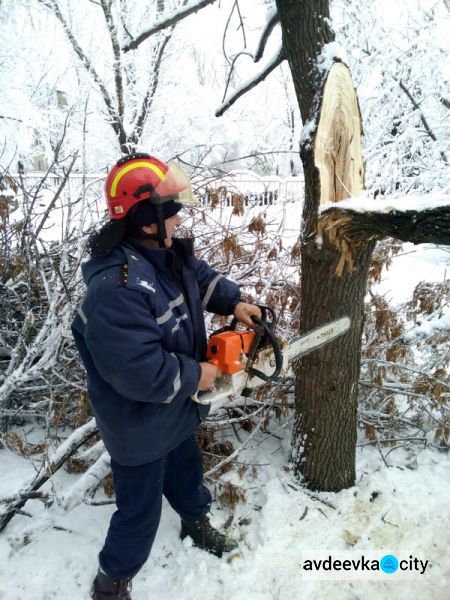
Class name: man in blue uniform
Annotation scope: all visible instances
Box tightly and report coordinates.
[71,153,261,599]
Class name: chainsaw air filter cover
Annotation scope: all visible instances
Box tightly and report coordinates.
[206,330,255,375]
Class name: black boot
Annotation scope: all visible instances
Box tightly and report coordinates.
[180,515,239,558]
[91,569,132,600]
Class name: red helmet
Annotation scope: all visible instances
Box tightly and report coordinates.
[105,153,195,220]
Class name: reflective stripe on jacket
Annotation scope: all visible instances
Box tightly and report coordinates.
[71,238,241,465]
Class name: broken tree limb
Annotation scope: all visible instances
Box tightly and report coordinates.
[8,451,111,549]
[317,201,450,277]
[0,418,98,533]
[319,204,450,275]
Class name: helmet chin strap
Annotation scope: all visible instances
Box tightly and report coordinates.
[132,187,167,248]
[155,204,167,248]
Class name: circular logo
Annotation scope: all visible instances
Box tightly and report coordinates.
[380,554,399,574]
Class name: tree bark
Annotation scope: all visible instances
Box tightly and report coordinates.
[277,0,374,491]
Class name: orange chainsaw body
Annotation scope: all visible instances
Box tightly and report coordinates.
[207,330,255,374]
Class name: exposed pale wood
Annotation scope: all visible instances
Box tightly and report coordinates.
[314,62,365,205]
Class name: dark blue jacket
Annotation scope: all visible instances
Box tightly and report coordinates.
[71,238,241,465]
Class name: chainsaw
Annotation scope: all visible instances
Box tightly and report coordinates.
[194,306,351,405]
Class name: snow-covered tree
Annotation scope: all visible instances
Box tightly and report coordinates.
[124,0,449,491]
[0,0,449,535]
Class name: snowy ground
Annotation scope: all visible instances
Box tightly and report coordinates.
[373,243,449,306]
[0,244,448,600]
[0,428,449,600]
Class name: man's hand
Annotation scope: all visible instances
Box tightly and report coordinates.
[233,302,262,329]
[198,362,221,391]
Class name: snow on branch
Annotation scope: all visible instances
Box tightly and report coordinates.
[402,308,450,343]
[8,452,111,549]
[319,194,450,215]
[123,0,218,52]
[316,42,349,75]
[318,195,450,275]
[254,6,279,63]
[0,419,98,533]
[321,203,450,246]
[399,80,448,163]
[216,46,285,117]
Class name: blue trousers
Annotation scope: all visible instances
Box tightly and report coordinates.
[99,434,212,580]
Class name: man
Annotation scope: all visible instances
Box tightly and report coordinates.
[71,153,261,599]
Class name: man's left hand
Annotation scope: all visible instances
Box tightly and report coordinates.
[233,302,262,329]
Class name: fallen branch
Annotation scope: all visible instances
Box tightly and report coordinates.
[0,418,98,533]
[8,451,110,548]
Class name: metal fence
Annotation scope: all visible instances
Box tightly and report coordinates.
[198,171,304,206]
[10,170,305,207]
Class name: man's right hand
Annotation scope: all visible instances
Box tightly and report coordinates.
[198,362,221,391]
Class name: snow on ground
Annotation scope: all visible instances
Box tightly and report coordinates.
[0,427,449,600]
[373,243,449,305]
[0,217,448,600]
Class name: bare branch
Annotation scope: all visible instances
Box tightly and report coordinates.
[221,50,255,103]
[0,114,23,123]
[123,0,218,52]
[234,1,247,50]
[130,30,173,145]
[399,80,448,163]
[100,0,124,122]
[36,0,126,146]
[216,46,285,117]
[222,1,235,66]
[35,154,78,238]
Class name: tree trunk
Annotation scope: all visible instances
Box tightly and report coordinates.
[276,0,373,491]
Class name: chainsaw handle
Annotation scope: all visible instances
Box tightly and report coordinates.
[213,304,274,335]
[246,316,283,383]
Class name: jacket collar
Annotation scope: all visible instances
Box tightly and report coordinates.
[122,237,195,273]
[80,238,195,287]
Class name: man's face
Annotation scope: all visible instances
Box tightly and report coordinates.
[142,212,181,248]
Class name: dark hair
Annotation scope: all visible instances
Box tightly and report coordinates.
[87,199,182,258]
[88,219,127,258]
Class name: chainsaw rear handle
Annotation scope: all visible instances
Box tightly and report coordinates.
[246,315,283,383]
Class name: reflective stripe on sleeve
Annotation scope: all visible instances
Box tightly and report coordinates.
[164,353,181,403]
[202,274,224,309]
[78,306,88,324]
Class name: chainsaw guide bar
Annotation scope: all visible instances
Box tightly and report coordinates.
[194,316,351,405]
